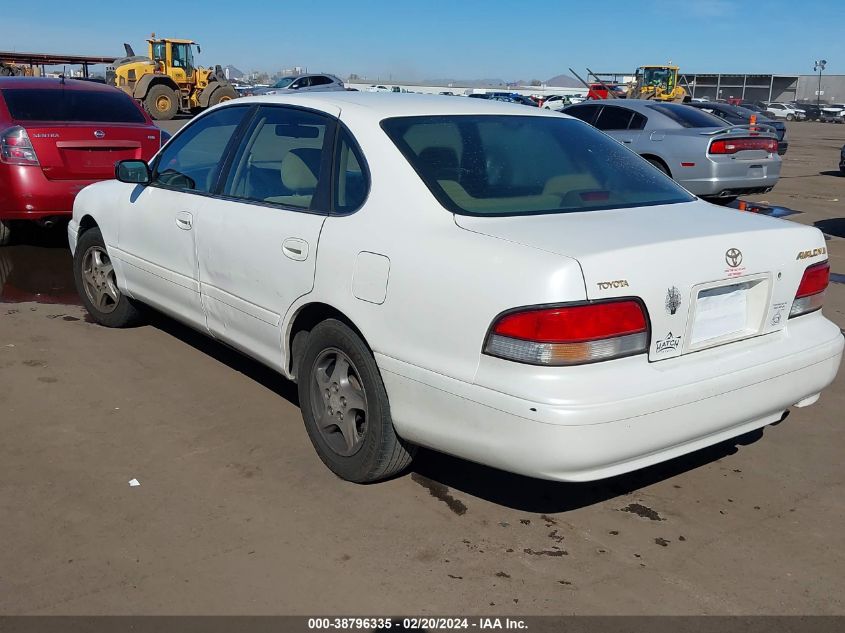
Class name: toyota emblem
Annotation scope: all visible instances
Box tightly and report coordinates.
[725,248,743,268]
[94,130,106,139]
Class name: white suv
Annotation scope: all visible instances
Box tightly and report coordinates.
[764,102,806,121]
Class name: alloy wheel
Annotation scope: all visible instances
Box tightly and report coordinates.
[81,246,120,313]
[309,348,369,457]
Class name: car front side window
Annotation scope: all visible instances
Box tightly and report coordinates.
[222,105,332,211]
[152,106,248,193]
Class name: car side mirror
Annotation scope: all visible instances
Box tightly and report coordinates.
[115,160,151,184]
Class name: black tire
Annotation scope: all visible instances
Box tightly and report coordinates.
[144,84,179,121]
[645,157,671,176]
[298,319,415,483]
[73,228,141,327]
[786,114,794,121]
[0,219,11,246]
[208,85,238,107]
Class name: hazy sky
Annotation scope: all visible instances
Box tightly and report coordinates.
[4,0,841,80]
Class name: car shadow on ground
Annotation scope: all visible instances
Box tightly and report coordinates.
[142,305,787,512]
[144,309,300,407]
[144,305,776,513]
[410,424,771,514]
[818,170,843,178]
[815,218,845,238]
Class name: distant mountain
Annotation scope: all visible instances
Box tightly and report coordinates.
[545,74,583,88]
[223,65,244,80]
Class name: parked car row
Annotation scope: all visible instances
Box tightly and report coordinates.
[562,99,782,204]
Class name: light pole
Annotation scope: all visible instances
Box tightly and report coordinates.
[814,59,826,107]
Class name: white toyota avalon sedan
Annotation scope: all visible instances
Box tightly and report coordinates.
[68,93,843,483]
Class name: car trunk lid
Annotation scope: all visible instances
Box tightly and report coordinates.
[22,123,159,180]
[455,200,827,361]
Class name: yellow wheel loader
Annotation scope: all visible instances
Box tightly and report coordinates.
[628,66,687,102]
[109,35,238,120]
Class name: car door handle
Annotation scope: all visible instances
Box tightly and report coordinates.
[282,238,309,261]
[175,211,193,230]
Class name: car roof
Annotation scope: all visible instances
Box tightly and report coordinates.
[229,91,569,120]
[567,99,694,113]
[0,76,120,93]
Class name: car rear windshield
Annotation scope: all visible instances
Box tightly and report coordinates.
[1,88,146,123]
[381,115,694,217]
[647,103,726,128]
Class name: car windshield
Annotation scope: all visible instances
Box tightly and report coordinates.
[1,88,146,123]
[381,115,694,217]
[273,77,296,89]
[647,103,726,128]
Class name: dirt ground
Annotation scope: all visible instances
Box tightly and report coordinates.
[1,121,844,616]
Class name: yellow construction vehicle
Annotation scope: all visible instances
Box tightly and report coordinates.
[109,34,238,120]
[628,65,687,102]
[0,63,36,77]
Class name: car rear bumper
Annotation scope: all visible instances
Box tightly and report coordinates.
[378,312,843,482]
[0,165,95,220]
[679,157,782,197]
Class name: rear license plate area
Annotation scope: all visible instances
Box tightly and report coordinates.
[687,276,770,352]
[746,165,764,179]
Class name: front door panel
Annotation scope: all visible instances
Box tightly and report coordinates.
[196,104,337,370]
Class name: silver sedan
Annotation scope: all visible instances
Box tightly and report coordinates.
[563,99,781,204]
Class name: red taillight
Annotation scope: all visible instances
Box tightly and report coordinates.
[790,261,829,318]
[709,137,778,155]
[0,126,39,166]
[485,300,649,365]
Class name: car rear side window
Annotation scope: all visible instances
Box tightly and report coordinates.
[333,129,368,213]
[564,104,600,125]
[629,112,647,130]
[1,88,146,123]
[594,106,634,131]
[382,115,693,217]
[222,106,331,210]
[646,103,726,128]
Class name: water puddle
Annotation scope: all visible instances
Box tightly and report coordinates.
[0,245,81,306]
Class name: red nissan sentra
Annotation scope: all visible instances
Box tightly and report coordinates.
[0,77,165,245]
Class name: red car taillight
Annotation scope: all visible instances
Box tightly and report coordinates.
[709,137,778,155]
[0,126,39,166]
[790,261,829,318]
[484,300,649,365]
